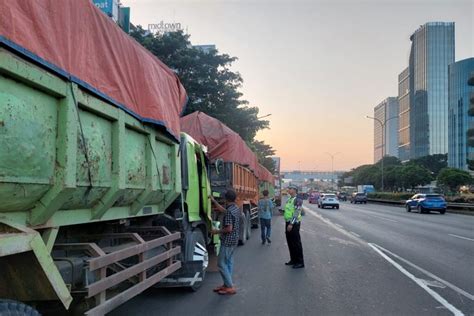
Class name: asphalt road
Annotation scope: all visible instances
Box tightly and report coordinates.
[111,202,474,316]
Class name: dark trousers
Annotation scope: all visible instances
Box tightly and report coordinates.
[260,218,271,241]
[285,222,304,264]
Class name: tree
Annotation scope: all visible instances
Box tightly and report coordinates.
[249,140,276,173]
[400,164,433,189]
[437,168,472,192]
[130,28,269,142]
[375,156,402,168]
[409,154,447,177]
[384,165,404,191]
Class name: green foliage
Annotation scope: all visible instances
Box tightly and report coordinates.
[407,154,447,177]
[400,164,433,189]
[131,28,268,142]
[437,168,472,192]
[342,162,432,191]
[130,27,275,170]
[375,156,402,167]
[367,192,413,201]
[249,140,276,173]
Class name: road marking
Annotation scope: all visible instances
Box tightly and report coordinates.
[368,243,465,316]
[369,214,399,223]
[370,243,474,302]
[350,231,361,238]
[334,223,344,229]
[303,207,366,246]
[448,234,474,242]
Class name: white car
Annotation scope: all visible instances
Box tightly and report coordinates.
[318,193,340,209]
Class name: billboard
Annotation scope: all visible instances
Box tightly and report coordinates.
[93,0,119,21]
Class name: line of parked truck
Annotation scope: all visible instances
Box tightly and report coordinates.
[0,1,275,315]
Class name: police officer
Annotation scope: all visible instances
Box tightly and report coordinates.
[284,185,305,269]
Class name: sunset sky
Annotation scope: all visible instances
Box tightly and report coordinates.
[122,0,473,171]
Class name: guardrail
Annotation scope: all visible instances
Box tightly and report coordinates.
[367,198,474,212]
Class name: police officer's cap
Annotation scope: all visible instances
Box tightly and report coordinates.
[288,185,298,191]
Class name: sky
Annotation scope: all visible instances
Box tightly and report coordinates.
[121,0,473,171]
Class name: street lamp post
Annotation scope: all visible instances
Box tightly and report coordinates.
[366,115,398,192]
[325,152,340,189]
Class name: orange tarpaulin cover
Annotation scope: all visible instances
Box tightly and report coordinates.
[181,111,274,183]
[0,0,186,140]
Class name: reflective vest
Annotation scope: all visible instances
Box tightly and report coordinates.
[284,196,302,222]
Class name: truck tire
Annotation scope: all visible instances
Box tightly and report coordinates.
[246,212,251,240]
[239,213,247,245]
[0,300,40,316]
[188,229,208,291]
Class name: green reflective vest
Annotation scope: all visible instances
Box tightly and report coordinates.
[284,196,302,222]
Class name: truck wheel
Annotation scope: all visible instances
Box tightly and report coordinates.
[246,212,251,240]
[239,214,247,245]
[0,300,40,316]
[188,229,208,291]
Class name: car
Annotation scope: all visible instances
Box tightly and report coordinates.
[337,192,348,201]
[405,194,447,214]
[318,193,340,209]
[350,192,367,204]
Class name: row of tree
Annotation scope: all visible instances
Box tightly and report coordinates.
[341,154,473,193]
[130,28,275,172]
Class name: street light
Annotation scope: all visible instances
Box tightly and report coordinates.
[366,115,398,192]
[325,152,340,189]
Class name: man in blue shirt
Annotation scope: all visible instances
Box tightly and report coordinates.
[258,190,274,245]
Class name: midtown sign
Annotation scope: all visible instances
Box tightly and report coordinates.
[148,21,183,34]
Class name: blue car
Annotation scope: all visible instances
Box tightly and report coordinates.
[405,194,447,214]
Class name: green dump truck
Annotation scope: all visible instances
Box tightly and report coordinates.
[0,1,218,314]
[0,46,217,315]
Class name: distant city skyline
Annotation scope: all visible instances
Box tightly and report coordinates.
[122,0,473,171]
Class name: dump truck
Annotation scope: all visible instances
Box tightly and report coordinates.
[0,1,216,315]
[181,112,275,245]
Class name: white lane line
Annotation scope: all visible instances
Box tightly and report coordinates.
[334,223,344,229]
[371,243,474,302]
[303,207,367,246]
[368,243,464,316]
[448,234,474,242]
[369,214,399,223]
[350,231,361,238]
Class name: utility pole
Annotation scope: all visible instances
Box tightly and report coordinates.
[325,152,340,189]
[366,115,398,192]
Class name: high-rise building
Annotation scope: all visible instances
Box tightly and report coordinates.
[398,67,410,161]
[373,97,399,162]
[408,22,455,159]
[448,58,474,170]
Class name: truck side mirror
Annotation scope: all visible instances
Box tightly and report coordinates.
[215,158,224,174]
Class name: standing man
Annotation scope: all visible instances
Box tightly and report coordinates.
[258,190,274,245]
[284,185,305,269]
[210,189,240,295]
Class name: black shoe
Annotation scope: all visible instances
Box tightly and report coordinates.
[266,237,271,244]
[262,240,266,245]
[292,263,305,269]
[285,261,295,266]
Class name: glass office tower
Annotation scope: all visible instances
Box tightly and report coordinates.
[374,98,399,162]
[409,22,455,159]
[398,68,410,161]
[448,58,474,170]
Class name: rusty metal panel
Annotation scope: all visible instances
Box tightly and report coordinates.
[87,246,181,297]
[85,261,181,316]
[88,232,180,271]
